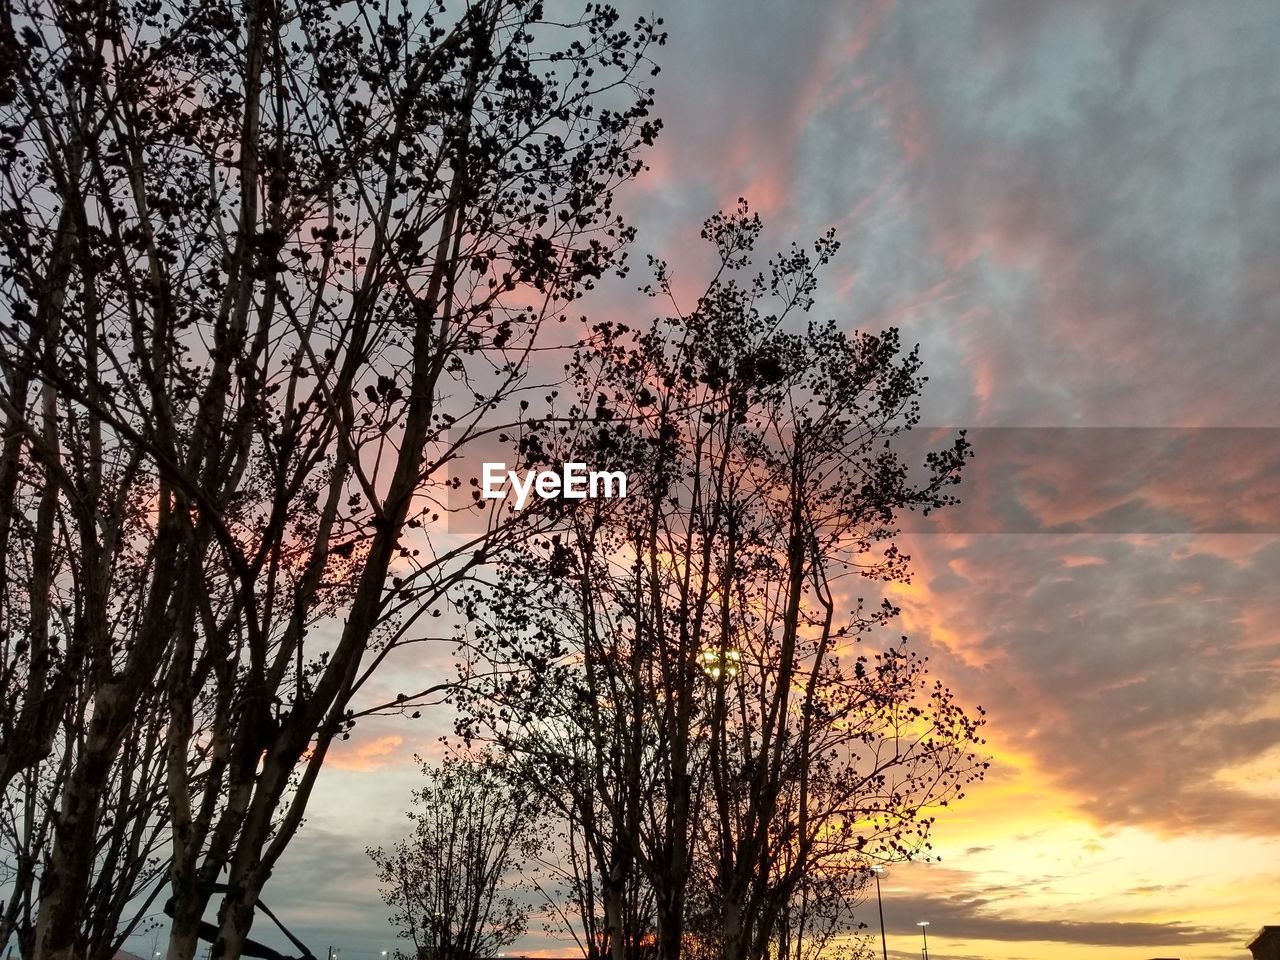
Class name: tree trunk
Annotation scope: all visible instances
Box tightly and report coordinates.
[654,889,684,960]
[31,687,127,960]
[165,921,203,960]
[605,883,628,960]
[721,899,745,960]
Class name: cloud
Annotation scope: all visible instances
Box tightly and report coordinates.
[252,825,393,952]
[327,733,405,772]
[1125,883,1189,896]
[896,428,1280,534]
[813,1,1280,428]
[879,888,1234,947]
[889,532,1280,837]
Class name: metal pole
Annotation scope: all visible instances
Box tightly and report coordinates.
[874,871,888,960]
[921,925,929,960]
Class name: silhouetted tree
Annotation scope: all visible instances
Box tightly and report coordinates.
[369,757,539,960]
[0,677,172,960]
[481,726,658,960]
[0,0,663,957]
[459,204,984,960]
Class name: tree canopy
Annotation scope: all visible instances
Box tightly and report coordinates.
[0,1,662,958]
[456,204,986,960]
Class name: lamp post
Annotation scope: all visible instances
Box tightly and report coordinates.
[698,647,741,681]
[917,921,930,960]
[433,910,445,960]
[870,866,888,960]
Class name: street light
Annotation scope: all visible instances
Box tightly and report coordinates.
[699,647,741,681]
[917,921,930,960]
[433,911,446,960]
[870,866,888,960]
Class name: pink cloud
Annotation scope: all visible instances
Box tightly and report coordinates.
[328,733,405,772]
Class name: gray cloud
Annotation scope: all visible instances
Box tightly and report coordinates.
[869,887,1235,947]
[903,532,1280,836]
[895,428,1280,534]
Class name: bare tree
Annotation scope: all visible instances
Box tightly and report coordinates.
[369,757,539,960]
[0,0,664,958]
[535,789,657,960]
[1,633,175,960]
[767,864,873,960]
[463,702,658,960]
[459,204,985,960]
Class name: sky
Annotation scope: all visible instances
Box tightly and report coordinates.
[124,3,1280,959]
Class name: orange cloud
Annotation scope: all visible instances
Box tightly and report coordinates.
[328,734,404,772]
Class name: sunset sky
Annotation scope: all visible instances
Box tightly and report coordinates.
[126,3,1280,959]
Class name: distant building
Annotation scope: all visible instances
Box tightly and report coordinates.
[1249,926,1280,960]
